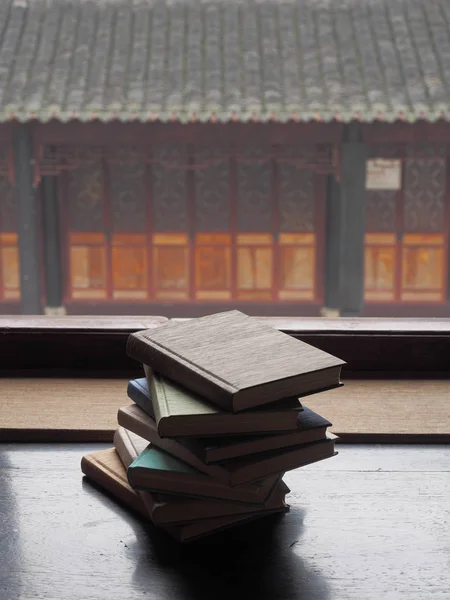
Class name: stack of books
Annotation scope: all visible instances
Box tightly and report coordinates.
[81,310,344,543]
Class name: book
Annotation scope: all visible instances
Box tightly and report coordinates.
[113,425,149,468]
[198,407,332,463]
[118,404,335,485]
[81,448,148,518]
[125,383,330,462]
[161,508,288,543]
[126,310,345,412]
[217,434,337,486]
[113,426,291,525]
[134,370,303,437]
[127,444,283,504]
[127,377,155,419]
[139,478,289,527]
[81,448,287,543]
[117,405,233,482]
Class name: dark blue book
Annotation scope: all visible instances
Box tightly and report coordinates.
[127,378,155,419]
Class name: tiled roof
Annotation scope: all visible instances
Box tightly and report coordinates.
[0,0,450,123]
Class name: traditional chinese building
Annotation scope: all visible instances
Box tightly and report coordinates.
[0,0,449,317]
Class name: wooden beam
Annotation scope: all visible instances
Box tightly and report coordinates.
[41,175,63,309]
[338,125,367,315]
[33,120,344,146]
[13,124,42,314]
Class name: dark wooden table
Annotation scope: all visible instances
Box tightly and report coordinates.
[1,443,449,600]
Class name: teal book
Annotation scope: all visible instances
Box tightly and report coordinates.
[127,444,282,505]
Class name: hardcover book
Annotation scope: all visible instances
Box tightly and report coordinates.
[118,404,335,485]
[126,380,330,462]
[127,378,155,419]
[126,310,345,412]
[127,444,282,504]
[81,448,287,542]
[117,405,233,482]
[81,448,148,518]
[161,508,288,543]
[138,370,303,437]
[113,426,291,525]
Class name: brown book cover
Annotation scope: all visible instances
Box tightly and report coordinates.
[118,404,335,485]
[81,448,148,518]
[144,367,303,437]
[126,310,345,412]
[81,448,287,543]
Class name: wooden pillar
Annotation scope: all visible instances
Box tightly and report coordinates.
[338,125,367,316]
[324,174,341,313]
[13,125,42,314]
[41,175,63,311]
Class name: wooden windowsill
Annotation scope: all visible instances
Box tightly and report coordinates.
[1,315,449,442]
[1,315,450,376]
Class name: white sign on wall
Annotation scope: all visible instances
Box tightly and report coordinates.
[366,159,402,190]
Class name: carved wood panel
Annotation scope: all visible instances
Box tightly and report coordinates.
[68,162,105,232]
[195,233,231,300]
[0,232,20,300]
[237,148,272,231]
[279,166,315,232]
[109,160,147,233]
[0,175,17,232]
[69,232,107,300]
[194,147,230,231]
[151,146,188,232]
[236,233,273,300]
[365,191,397,231]
[401,234,445,302]
[111,233,148,300]
[364,233,396,302]
[278,233,315,300]
[152,233,189,300]
[403,158,445,232]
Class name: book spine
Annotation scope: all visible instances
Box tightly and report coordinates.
[149,373,170,422]
[126,380,155,419]
[127,333,237,412]
[113,427,139,468]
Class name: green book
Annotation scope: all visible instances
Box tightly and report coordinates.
[127,444,282,505]
[145,366,304,438]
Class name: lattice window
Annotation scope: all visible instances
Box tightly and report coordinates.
[279,166,315,232]
[403,158,445,232]
[109,161,147,233]
[194,146,230,232]
[0,175,19,302]
[236,148,272,232]
[152,146,188,232]
[67,162,104,232]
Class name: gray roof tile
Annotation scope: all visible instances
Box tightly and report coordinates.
[0,0,449,123]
